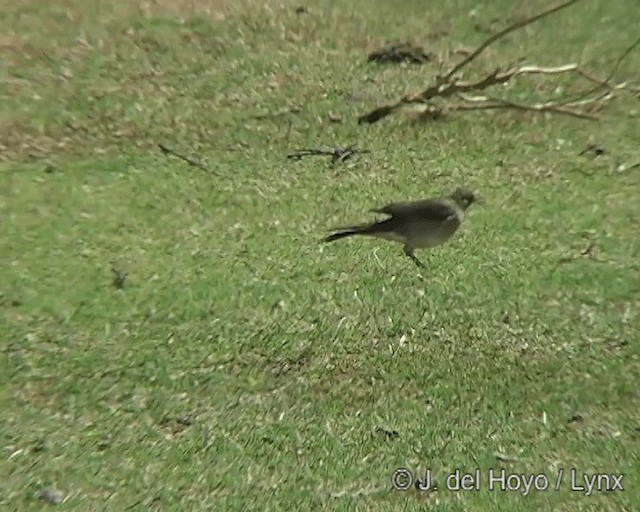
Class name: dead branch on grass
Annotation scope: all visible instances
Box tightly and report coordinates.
[287,146,371,166]
[358,0,639,124]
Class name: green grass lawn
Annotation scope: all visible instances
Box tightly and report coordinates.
[2,0,639,510]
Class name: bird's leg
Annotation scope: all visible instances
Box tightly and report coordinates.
[403,245,426,269]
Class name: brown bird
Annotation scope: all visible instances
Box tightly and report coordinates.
[324,187,479,269]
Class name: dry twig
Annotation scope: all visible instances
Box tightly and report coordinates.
[578,142,607,157]
[158,143,214,174]
[287,146,370,166]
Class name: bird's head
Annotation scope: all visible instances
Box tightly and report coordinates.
[449,187,479,210]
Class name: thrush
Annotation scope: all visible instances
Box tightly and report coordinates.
[324,187,478,269]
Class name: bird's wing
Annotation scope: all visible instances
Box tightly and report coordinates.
[371,199,458,221]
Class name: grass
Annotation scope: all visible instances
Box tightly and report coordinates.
[1,0,639,510]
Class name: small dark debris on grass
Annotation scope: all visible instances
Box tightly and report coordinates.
[271,299,286,311]
[160,415,193,435]
[580,240,596,258]
[328,112,342,123]
[374,426,400,441]
[11,298,22,307]
[111,268,127,289]
[287,146,370,167]
[578,142,607,157]
[295,6,308,14]
[367,42,432,65]
[39,489,63,505]
[33,438,46,452]
[176,415,192,427]
[567,413,583,424]
[44,163,55,174]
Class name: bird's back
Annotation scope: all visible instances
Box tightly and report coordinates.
[376,198,463,249]
[374,198,461,223]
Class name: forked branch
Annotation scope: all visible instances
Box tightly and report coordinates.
[358,0,638,124]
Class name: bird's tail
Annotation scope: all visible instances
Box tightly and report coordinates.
[323,223,378,243]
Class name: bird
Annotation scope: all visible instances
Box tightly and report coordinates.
[323,187,479,269]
